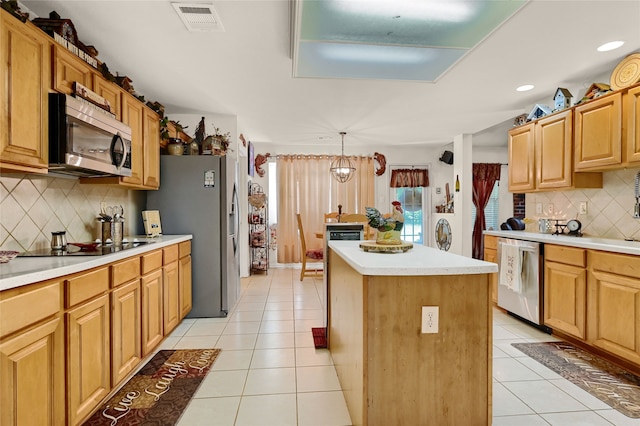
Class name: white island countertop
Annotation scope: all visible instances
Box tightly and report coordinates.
[328,240,498,276]
[0,235,192,292]
[484,230,640,256]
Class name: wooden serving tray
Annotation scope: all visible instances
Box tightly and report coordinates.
[359,241,413,253]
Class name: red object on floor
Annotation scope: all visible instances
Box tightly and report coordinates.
[312,327,327,349]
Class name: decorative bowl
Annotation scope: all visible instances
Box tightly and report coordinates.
[0,250,19,263]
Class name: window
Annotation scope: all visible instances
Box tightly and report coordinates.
[391,186,424,244]
[472,182,499,231]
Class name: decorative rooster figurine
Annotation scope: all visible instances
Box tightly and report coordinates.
[365,201,404,232]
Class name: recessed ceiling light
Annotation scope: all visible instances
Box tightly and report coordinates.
[597,41,624,52]
[516,84,534,92]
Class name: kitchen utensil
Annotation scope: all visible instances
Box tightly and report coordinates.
[112,221,124,246]
[506,217,526,230]
[50,231,67,250]
[68,242,100,251]
[538,219,553,234]
[101,221,112,243]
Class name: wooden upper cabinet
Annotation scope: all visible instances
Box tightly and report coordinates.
[92,74,122,121]
[53,44,93,94]
[535,110,573,190]
[574,92,623,170]
[143,108,161,189]
[627,85,640,164]
[121,93,144,186]
[0,11,50,173]
[508,122,535,192]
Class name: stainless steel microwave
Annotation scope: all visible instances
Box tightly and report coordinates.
[49,93,132,177]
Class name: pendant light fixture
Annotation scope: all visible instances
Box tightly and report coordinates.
[330,132,356,183]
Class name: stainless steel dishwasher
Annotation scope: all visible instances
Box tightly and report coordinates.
[497,237,548,330]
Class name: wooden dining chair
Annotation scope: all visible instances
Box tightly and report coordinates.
[340,213,375,240]
[297,213,324,281]
[324,212,340,222]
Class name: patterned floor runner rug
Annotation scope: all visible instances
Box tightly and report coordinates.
[512,342,640,418]
[83,348,221,425]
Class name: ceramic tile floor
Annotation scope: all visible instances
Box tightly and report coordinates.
[154,267,640,425]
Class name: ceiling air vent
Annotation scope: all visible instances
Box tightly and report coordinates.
[171,3,225,32]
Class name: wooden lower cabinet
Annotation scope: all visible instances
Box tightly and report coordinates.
[179,255,193,320]
[66,294,111,425]
[587,251,640,365]
[483,235,498,303]
[111,279,141,386]
[163,260,180,334]
[0,240,192,424]
[0,316,65,426]
[141,268,164,356]
[543,245,587,339]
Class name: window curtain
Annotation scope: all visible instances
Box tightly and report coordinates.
[472,163,501,259]
[276,155,374,264]
[389,168,429,187]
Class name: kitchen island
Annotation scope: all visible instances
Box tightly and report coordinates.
[327,241,497,426]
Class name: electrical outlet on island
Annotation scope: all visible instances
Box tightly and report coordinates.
[421,306,439,334]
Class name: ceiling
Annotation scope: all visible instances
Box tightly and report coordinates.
[19,0,640,152]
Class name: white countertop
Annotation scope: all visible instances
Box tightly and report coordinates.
[484,230,640,256]
[0,235,192,292]
[328,240,498,276]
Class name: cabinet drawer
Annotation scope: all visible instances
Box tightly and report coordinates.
[0,280,61,337]
[141,250,163,275]
[484,235,497,250]
[111,256,140,287]
[545,244,585,267]
[65,267,109,308]
[163,245,179,265]
[589,250,640,278]
[179,240,191,257]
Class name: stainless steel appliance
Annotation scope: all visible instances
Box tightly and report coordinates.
[19,239,151,257]
[146,155,239,318]
[322,223,364,331]
[49,93,132,177]
[497,237,547,329]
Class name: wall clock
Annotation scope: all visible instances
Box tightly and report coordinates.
[435,218,452,251]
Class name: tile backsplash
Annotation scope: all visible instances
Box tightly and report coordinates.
[0,173,145,252]
[525,168,640,240]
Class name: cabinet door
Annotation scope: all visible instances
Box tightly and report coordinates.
[141,269,163,356]
[0,12,50,173]
[67,294,111,425]
[121,94,144,186]
[544,260,587,339]
[53,45,93,94]
[575,92,622,170]
[143,107,161,189]
[92,74,122,120]
[627,85,640,164]
[0,316,65,426]
[508,123,535,192]
[163,261,180,334]
[536,110,573,190]
[588,251,640,365]
[111,279,141,386]
[483,248,498,304]
[179,255,193,319]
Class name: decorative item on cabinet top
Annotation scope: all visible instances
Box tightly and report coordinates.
[553,88,573,112]
[527,104,553,121]
[610,53,640,90]
[576,83,612,105]
[32,11,99,67]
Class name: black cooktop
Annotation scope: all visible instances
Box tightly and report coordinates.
[18,241,151,257]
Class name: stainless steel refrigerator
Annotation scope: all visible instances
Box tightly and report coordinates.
[146,155,240,317]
